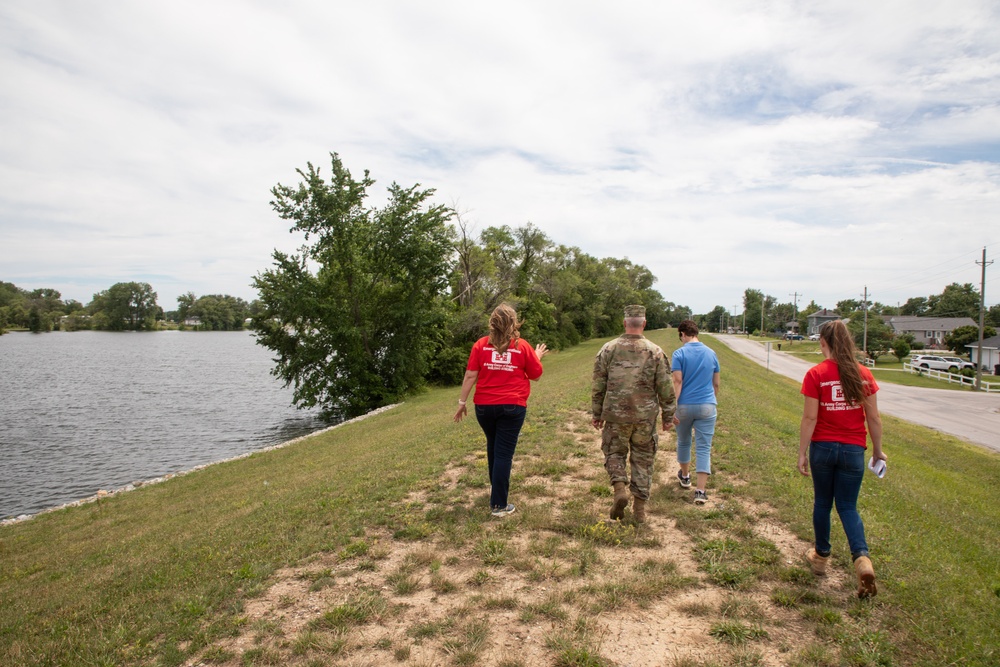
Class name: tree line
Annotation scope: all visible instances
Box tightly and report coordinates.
[250,153,693,420]
[0,281,257,334]
[7,152,995,417]
[694,283,999,363]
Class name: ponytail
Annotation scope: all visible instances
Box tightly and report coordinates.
[819,320,867,405]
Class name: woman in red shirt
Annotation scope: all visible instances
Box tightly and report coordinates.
[799,319,887,598]
[454,304,548,517]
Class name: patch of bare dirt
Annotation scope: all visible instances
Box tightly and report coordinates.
[184,412,857,667]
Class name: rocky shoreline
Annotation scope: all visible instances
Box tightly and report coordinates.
[0,403,400,527]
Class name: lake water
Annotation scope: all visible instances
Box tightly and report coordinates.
[0,330,325,519]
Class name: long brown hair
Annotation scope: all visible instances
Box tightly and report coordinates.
[819,320,867,405]
[488,304,521,354]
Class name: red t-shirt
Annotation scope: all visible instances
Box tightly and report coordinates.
[801,359,879,448]
[466,336,543,406]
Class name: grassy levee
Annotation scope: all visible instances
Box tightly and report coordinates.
[1,330,998,666]
[703,334,1000,665]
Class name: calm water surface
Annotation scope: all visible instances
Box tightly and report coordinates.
[0,330,324,518]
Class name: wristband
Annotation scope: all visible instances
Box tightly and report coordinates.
[458,400,467,405]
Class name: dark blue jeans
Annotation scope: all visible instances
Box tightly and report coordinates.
[810,440,869,559]
[475,404,527,510]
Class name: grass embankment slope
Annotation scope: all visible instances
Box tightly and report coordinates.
[1,331,998,666]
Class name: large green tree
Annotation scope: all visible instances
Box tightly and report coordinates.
[700,306,727,332]
[89,282,158,331]
[847,313,895,361]
[743,288,777,335]
[252,153,455,420]
[900,296,929,316]
[928,283,980,319]
[944,324,996,355]
[987,303,1000,328]
[182,294,250,330]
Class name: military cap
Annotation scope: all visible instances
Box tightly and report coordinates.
[624,304,645,318]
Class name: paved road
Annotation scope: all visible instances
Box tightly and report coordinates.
[715,335,1000,454]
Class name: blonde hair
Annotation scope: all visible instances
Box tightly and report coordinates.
[819,320,866,405]
[488,304,521,354]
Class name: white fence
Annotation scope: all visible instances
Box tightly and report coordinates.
[903,363,1000,393]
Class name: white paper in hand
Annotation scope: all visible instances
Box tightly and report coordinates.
[867,457,887,478]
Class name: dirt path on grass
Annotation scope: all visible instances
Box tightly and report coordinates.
[716,334,1000,454]
[184,411,870,667]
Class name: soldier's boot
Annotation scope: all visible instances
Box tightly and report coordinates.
[632,497,647,524]
[854,556,877,599]
[610,482,629,520]
[804,548,829,576]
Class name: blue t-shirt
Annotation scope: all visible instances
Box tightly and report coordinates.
[671,341,720,405]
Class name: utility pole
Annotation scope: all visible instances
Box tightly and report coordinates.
[789,291,800,333]
[861,286,869,356]
[760,295,765,336]
[975,247,993,391]
[734,304,740,333]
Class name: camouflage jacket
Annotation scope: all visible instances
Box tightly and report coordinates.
[592,334,676,423]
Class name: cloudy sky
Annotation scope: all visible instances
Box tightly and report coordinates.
[2,0,999,315]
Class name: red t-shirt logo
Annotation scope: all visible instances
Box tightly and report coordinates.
[831,384,845,402]
[492,350,512,365]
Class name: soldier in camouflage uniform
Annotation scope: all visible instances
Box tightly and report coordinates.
[592,305,676,523]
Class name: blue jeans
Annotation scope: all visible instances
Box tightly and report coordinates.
[809,440,869,559]
[675,403,717,474]
[475,404,527,509]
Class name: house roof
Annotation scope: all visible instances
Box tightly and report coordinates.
[806,309,840,319]
[965,335,1000,350]
[885,316,977,331]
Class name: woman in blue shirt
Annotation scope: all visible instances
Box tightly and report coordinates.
[671,320,721,504]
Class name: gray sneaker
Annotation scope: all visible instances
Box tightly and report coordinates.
[491,504,516,517]
[677,470,692,489]
[693,490,708,505]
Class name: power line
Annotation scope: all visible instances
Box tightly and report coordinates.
[870,245,996,298]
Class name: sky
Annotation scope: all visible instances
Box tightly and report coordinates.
[2,0,999,316]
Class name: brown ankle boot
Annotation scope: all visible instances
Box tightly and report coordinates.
[854,556,877,598]
[610,482,629,520]
[632,497,647,523]
[804,548,829,576]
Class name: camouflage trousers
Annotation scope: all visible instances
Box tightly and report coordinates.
[601,420,658,500]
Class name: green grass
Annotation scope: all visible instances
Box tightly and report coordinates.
[868,367,975,390]
[1,330,998,666]
[700,333,1000,666]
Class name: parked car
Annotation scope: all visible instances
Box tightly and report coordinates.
[911,355,967,373]
[784,333,805,340]
[941,356,975,371]
[808,333,820,341]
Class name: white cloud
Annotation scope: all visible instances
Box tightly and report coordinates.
[1,0,998,314]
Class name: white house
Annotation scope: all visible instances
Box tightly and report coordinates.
[966,335,1000,373]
